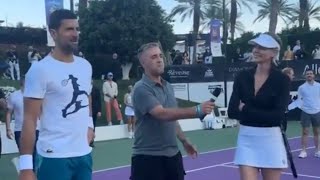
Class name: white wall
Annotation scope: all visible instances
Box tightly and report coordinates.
[1,119,205,154]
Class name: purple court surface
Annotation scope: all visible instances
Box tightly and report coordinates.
[93,137,319,180]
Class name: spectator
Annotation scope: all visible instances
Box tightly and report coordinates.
[102,72,123,125]
[203,48,212,64]
[27,46,33,63]
[295,45,306,60]
[293,40,301,54]
[173,51,183,65]
[110,53,122,82]
[282,45,294,61]
[6,45,20,80]
[196,53,203,64]
[29,49,42,64]
[182,51,190,65]
[124,85,135,139]
[312,45,320,60]
[232,47,244,63]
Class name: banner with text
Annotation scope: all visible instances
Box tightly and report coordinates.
[210,19,223,57]
[45,0,64,47]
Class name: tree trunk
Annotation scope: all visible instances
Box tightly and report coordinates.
[121,62,133,80]
[269,0,279,34]
[230,0,237,43]
[299,0,308,29]
[192,0,201,64]
[70,0,74,13]
[304,15,310,31]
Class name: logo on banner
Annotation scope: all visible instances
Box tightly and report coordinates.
[167,70,190,78]
[303,64,320,75]
[204,69,214,78]
[208,85,223,100]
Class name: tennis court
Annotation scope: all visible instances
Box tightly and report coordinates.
[0,121,318,180]
[93,136,319,180]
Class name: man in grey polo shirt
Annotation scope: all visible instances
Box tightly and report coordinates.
[297,69,320,158]
[131,42,215,180]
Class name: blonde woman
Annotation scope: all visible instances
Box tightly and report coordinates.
[228,33,290,180]
[124,85,135,138]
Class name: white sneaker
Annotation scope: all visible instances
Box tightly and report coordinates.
[315,151,320,158]
[120,120,124,125]
[299,150,307,158]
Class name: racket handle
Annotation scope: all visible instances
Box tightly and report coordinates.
[199,98,216,121]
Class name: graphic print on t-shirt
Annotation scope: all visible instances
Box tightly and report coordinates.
[62,74,89,118]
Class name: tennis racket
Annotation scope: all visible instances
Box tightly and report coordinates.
[281,130,298,178]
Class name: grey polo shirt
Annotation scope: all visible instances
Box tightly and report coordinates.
[132,74,179,157]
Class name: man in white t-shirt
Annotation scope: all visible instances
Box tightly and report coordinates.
[297,69,320,158]
[19,9,94,180]
[293,40,301,54]
[6,77,40,170]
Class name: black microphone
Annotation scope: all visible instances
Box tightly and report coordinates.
[199,87,222,121]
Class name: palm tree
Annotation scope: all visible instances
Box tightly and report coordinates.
[293,0,320,30]
[254,0,294,34]
[229,0,256,42]
[168,0,221,63]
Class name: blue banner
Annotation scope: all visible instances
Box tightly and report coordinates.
[44,0,64,46]
[210,19,223,57]
[210,19,221,43]
[45,0,64,25]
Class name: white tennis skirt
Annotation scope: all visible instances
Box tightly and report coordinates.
[234,125,288,168]
[125,106,135,116]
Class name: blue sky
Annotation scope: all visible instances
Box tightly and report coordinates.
[0,0,319,37]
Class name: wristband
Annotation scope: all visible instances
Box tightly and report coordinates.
[19,155,33,170]
[196,105,201,118]
[88,116,94,128]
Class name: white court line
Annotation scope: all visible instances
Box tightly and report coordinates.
[185,146,315,174]
[93,135,304,173]
[186,162,232,173]
[221,159,320,179]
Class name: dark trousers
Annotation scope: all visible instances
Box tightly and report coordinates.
[15,130,39,170]
[130,151,185,180]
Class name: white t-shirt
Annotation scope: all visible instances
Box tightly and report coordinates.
[7,90,40,131]
[313,49,320,59]
[24,55,92,158]
[298,81,320,114]
[293,45,301,53]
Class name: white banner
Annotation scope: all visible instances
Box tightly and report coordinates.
[188,82,225,107]
[172,83,189,101]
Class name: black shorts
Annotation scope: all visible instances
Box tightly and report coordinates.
[130,151,185,180]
